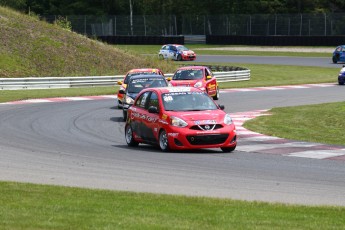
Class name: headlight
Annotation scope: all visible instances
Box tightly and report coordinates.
[125,96,134,105]
[224,114,233,125]
[194,81,202,88]
[171,116,188,127]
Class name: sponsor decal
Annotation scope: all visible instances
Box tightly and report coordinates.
[168,133,179,137]
[208,83,216,90]
[131,112,158,123]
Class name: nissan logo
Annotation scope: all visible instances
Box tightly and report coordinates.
[205,125,210,130]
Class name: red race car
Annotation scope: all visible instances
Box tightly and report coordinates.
[117,68,164,108]
[125,87,237,152]
[169,66,220,100]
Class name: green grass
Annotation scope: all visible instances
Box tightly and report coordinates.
[244,102,345,146]
[1,181,345,229]
[0,6,177,77]
[0,63,337,103]
[115,44,331,57]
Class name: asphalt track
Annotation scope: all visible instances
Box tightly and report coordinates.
[197,55,343,68]
[1,57,345,206]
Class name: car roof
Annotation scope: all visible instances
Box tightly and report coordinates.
[127,68,161,73]
[129,74,166,81]
[143,86,202,94]
[162,44,184,47]
[176,66,206,70]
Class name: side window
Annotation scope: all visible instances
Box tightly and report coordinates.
[147,92,159,110]
[135,92,150,108]
[206,68,213,77]
[170,46,177,52]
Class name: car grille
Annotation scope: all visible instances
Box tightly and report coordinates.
[190,124,223,131]
[186,134,229,145]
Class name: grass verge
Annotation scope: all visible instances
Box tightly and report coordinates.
[115,44,331,57]
[244,102,345,146]
[0,63,337,103]
[1,181,345,229]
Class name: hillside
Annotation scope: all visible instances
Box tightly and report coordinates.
[0,6,175,78]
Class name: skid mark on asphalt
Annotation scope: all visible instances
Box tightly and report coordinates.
[231,110,345,161]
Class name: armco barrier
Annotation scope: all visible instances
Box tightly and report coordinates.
[0,70,250,90]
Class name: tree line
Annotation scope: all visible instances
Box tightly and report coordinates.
[1,0,345,16]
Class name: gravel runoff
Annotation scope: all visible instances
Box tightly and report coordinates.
[195,46,334,53]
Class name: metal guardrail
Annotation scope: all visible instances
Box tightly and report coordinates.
[0,70,250,90]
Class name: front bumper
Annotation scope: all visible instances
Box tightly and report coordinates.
[181,54,196,61]
[165,125,237,150]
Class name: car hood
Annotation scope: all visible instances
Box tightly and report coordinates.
[181,50,195,54]
[167,110,224,123]
[169,80,201,87]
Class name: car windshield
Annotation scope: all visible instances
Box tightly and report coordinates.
[124,72,159,83]
[172,69,203,80]
[162,92,218,111]
[127,78,167,93]
[177,46,189,51]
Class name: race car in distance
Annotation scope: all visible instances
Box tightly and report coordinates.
[169,66,219,100]
[125,87,237,152]
[158,44,196,61]
[338,65,345,85]
[120,74,169,121]
[332,45,345,63]
[117,68,164,108]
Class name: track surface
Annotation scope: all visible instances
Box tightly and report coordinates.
[1,82,345,206]
[197,55,342,68]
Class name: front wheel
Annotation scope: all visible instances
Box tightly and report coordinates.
[123,110,127,121]
[333,56,338,64]
[159,130,170,152]
[159,54,164,60]
[176,54,182,61]
[213,87,220,100]
[221,146,236,153]
[125,125,139,147]
[339,81,344,85]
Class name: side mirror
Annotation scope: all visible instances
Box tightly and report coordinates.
[148,106,158,114]
[166,77,172,81]
[119,89,125,94]
[218,104,225,110]
[117,81,123,85]
[206,75,212,80]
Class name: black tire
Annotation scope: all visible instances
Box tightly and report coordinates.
[125,125,139,147]
[333,56,338,64]
[123,110,127,121]
[213,87,220,100]
[221,146,236,153]
[159,130,170,152]
[176,54,182,61]
[339,81,344,85]
[117,100,123,109]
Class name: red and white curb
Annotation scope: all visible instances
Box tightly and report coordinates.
[231,110,345,161]
[222,83,334,93]
[0,95,117,105]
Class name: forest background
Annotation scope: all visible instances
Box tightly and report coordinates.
[1,0,345,16]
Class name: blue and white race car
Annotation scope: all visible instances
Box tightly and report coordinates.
[158,44,196,61]
[338,65,345,85]
[332,45,345,64]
